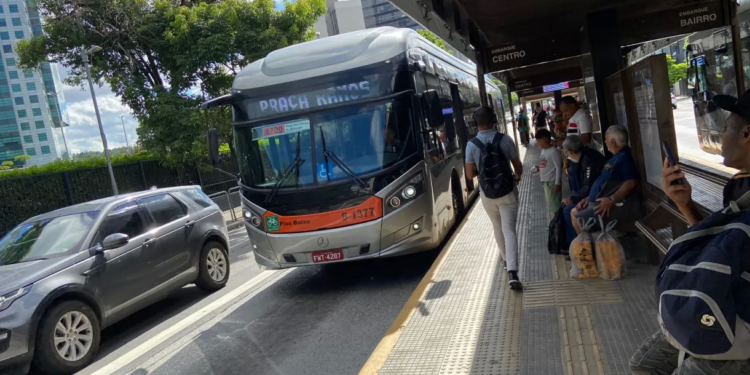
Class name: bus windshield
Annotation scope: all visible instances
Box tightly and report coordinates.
[235,96,415,189]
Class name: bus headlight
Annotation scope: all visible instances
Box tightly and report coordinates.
[402,185,417,199]
[243,210,252,219]
[251,216,262,227]
[243,207,262,227]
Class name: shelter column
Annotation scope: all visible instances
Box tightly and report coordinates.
[585,7,622,138]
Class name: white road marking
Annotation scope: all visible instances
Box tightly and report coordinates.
[90,269,287,375]
[230,239,251,249]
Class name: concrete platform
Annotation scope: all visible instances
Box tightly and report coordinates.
[362,143,660,375]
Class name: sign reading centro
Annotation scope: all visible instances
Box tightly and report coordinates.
[262,196,383,234]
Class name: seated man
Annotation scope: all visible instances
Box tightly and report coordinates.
[628,90,750,375]
[569,125,641,235]
[560,135,606,243]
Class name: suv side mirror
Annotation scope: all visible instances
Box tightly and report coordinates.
[207,128,220,166]
[101,233,129,250]
[422,90,444,128]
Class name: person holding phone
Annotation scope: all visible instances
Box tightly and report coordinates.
[629,90,750,374]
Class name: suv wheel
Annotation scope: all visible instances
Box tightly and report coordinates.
[196,241,230,292]
[32,300,100,375]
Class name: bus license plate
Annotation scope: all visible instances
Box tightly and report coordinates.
[312,249,344,263]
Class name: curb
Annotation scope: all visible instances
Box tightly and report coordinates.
[226,220,244,231]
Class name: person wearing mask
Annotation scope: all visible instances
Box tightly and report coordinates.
[560,135,606,244]
[629,90,750,375]
[465,107,524,290]
[535,129,562,220]
[561,96,594,197]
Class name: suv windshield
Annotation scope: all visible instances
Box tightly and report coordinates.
[0,212,98,266]
[236,97,415,188]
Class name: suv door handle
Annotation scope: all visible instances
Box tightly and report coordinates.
[143,238,156,247]
[185,220,196,228]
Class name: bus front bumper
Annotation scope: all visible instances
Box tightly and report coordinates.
[247,194,436,269]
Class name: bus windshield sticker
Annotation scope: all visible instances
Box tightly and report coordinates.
[317,162,335,180]
[251,119,310,141]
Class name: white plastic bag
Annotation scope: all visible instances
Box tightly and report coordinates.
[569,217,598,279]
[595,217,627,280]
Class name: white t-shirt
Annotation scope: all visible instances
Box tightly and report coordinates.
[566,108,592,137]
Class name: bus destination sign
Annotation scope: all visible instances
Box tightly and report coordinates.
[251,119,311,141]
[249,80,376,118]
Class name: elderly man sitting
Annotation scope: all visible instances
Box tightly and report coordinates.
[561,136,606,243]
[568,125,642,236]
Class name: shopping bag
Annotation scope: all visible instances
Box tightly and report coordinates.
[569,217,598,279]
[595,217,626,280]
[548,205,568,255]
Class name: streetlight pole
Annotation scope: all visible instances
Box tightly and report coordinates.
[82,46,118,195]
[46,91,70,160]
[120,114,131,154]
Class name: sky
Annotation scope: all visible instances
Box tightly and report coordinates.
[57,0,288,155]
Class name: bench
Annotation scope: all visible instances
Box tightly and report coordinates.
[635,170,725,263]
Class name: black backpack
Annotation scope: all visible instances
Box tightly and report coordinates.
[471,133,515,199]
[548,205,568,255]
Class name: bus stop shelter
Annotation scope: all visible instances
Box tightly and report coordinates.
[358,1,740,374]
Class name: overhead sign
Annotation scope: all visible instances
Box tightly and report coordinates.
[486,34,580,72]
[508,67,582,92]
[543,82,570,93]
[620,0,727,45]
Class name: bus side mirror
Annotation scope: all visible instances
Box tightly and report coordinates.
[207,128,220,166]
[422,90,444,128]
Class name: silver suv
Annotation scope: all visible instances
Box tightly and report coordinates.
[0,186,230,374]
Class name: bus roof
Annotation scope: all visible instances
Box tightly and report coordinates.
[232,26,497,93]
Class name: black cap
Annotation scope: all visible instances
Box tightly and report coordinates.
[713,90,750,124]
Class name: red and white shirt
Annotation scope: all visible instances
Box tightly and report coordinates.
[566,108,593,137]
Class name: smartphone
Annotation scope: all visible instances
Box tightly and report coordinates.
[661,142,684,185]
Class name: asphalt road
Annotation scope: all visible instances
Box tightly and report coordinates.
[19,222,443,375]
[671,96,725,166]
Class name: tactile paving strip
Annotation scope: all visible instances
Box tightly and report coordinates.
[523,279,624,309]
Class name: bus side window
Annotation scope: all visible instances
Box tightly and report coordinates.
[438,78,459,154]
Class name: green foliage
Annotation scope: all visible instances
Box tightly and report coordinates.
[14,154,30,163]
[0,161,13,170]
[666,54,688,87]
[490,77,519,105]
[17,0,326,165]
[72,147,133,161]
[0,152,156,179]
[416,29,453,55]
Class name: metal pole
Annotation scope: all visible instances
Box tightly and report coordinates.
[83,49,118,195]
[120,115,131,153]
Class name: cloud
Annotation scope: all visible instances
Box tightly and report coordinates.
[56,66,138,154]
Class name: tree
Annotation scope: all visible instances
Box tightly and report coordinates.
[666,54,688,87]
[416,29,453,55]
[18,0,326,165]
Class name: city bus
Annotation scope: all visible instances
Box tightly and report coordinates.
[202,27,505,268]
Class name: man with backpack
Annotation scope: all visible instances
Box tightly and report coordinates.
[465,106,524,290]
[629,91,750,374]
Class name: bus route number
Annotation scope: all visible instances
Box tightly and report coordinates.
[342,208,375,221]
[263,124,286,137]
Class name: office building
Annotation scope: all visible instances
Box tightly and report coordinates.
[0,0,67,168]
[314,0,469,62]
[361,0,418,29]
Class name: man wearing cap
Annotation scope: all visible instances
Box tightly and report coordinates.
[629,90,750,374]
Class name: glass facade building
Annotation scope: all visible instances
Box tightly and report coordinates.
[0,0,66,167]
[360,0,418,29]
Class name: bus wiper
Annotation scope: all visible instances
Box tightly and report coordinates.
[265,158,304,203]
[266,131,305,203]
[319,127,368,190]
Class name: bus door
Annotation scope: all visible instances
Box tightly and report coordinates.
[450,83,475,193]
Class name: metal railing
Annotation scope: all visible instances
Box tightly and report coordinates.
[208,190,237,222]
